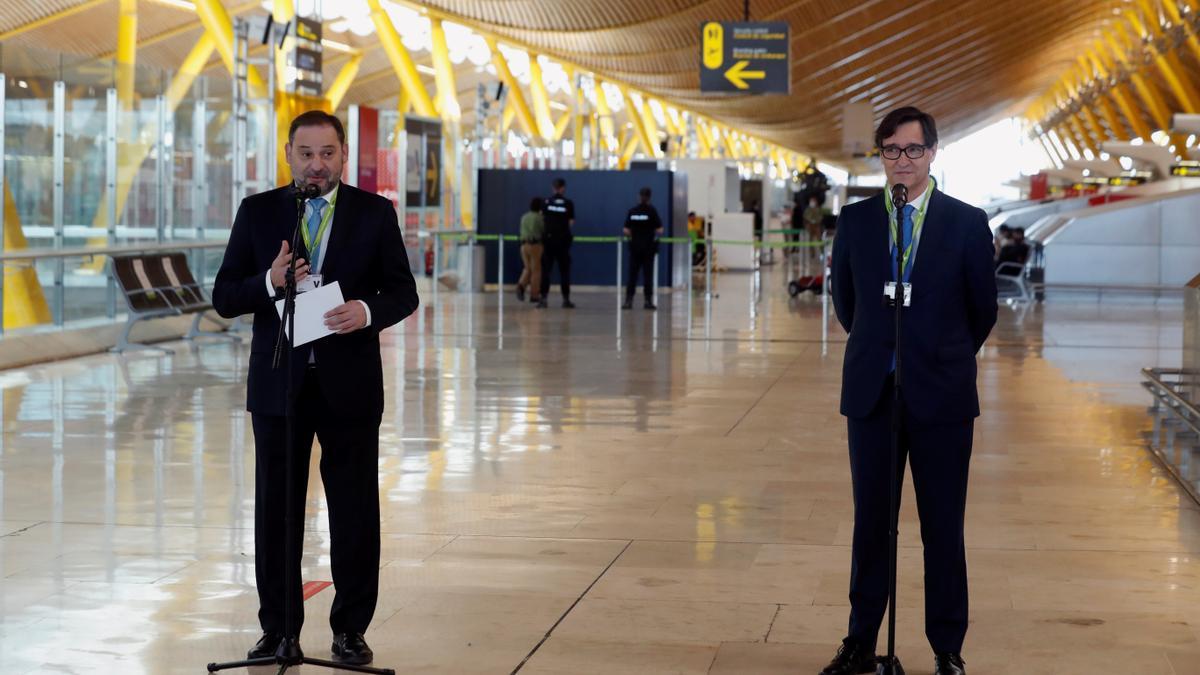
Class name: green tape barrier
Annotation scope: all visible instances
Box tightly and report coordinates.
[429,231,825,248]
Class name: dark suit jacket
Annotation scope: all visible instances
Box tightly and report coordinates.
[831,190,997,423]
[213,183,419,421]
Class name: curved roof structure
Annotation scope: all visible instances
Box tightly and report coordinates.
[0,0,1172,160]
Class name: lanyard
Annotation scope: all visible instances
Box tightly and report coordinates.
[884,176,935,278]
[300,190,337,263]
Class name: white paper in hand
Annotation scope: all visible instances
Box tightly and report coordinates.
[275,280,345,346]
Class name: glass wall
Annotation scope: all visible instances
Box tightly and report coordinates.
[0,41,271,334]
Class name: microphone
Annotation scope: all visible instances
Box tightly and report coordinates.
[891,183,908,212]
[292,183,321,200]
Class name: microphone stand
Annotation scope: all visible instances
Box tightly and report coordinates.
[208,184,395,675]
[877,184,907,675]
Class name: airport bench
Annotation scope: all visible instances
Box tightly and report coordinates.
[109,251,238,353]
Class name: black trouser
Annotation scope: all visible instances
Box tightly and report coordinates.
[846,377,973,654]
[626,245,656,302]
[251,369,381,637]
[540,239,571,300]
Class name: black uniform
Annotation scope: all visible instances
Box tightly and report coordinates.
[624,202,662,303]
[540,194,575,300]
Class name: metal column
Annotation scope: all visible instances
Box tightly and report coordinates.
[105,88,119,319]
[53,81,66,326]
[155,94,167,243]
[192,97,208,283]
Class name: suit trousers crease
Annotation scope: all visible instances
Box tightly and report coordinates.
[251,369,382,637]
[846,379,973,654]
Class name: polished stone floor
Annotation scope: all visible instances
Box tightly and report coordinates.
[0,265,1197,674]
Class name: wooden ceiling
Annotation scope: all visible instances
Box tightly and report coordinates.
[0,0,1128,160]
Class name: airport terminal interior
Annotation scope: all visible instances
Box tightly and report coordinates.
[3,0,1200,673]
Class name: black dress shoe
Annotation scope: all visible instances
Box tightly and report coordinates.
[934,652,966,675]
[643,301,656,310]
[332,632,374,665]
[246,632,283,659]
[819,637,878,675]
[622,299,633,310]
[562,299,576,309]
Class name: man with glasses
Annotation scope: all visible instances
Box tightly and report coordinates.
[821,107,997,675]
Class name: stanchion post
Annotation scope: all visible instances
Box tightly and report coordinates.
[652,242,659,309]
[616,238,624,312]
[822,238,830,347]
[498,233,505,312]
[432,232,440,306]
[468,232,475,287]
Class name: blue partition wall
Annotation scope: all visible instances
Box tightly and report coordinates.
[476,169,674,288]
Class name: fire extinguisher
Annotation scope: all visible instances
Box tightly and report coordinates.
[424,245,434,277]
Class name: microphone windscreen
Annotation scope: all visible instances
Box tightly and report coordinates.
[891,183,908,209]
[302,183,321,200]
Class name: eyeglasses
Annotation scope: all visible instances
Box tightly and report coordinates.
[880,144,929,160]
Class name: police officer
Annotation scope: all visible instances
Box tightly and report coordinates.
[539,177,575,308]
[622,187,663,310]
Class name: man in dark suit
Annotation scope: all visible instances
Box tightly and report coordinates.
[820,107,997,675]
[213,110,419,667]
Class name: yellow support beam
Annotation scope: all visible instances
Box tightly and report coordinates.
[367,0,437,118]
[618,135,640,170]
[1088,46,1154,141]
[592,77,618,152]
[3,181,53,329]
[325,52,363,111]
[194,0,267,99]
[618,86,656,159]
[639,98,664,158]
[1125,8,1200,112]
[1105,27,1174,133]
[273,0,293,104]
[429,19,462,120]
[165,33,217,110]
[501,100,516,135]
[1068,114,1098,155]
[526,53,556,142]
[553,111,572,142]
[1079,54,1129,141]
[1160,0,1200,63]
[116,0,137,112]
[487,38,537,139]
[695,119,714,158]
[571,70,586,169]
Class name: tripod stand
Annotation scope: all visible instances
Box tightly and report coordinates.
[207,183,395,675]
[876,183,909,675]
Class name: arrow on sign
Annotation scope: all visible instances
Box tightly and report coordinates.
[724,60,766,90]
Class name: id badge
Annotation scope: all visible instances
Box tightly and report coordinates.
[883,281,912,307]
[297,273,323,294]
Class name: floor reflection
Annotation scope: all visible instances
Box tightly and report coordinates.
[0,266,1197,673]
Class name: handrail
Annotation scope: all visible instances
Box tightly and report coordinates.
[0,240,228,263]
[1141,367,1200,506]
[1142,368,1200,421]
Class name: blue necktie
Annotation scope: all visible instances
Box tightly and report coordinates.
[306,197,327,269]
[891,204,915,372]
[893,204,915,282]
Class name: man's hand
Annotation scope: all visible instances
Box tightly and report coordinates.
[655,227,664,236]
[270,240,308,288]
[324,301,367,334]
[623,227,632,237]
